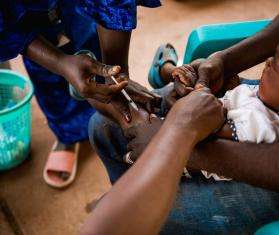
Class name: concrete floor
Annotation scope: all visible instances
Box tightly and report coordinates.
[1,0,278,234]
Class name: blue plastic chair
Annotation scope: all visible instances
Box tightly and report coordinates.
[255,221,279,235]
[183,19,271,63]
[149,19,271,88]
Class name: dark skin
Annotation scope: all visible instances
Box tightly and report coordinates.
[25,35,127,102]
[127,55,279,190]
[97,26,162,119]
[24,35,127,180]
[127,15,279,191]
[81,89,225,235]
[24,31,161,180]
[160,15,279,94]
[259,45,279,111]
[79,17,279,235]
[87,97,151,132]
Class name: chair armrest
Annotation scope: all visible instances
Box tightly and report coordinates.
[183,19,271,64]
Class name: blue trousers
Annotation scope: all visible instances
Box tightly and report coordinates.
[23,38,101,144]
[88,85,279,233]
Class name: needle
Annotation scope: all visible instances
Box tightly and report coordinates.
[110,76,139,111]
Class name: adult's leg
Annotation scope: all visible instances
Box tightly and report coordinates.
[88,81,177,183]
[162,177,279,234]
[88,110,279,233]
[88,86,279,234]
[88,112,129,184]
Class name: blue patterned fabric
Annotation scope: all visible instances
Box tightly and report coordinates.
[0,0,160,144]
[78,0,161,31]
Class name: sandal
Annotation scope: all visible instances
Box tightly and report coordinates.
[148,43,178,89]
[43,144,78,188]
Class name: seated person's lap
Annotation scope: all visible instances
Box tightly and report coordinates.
[88,99,279,234]
[88,46,279,233]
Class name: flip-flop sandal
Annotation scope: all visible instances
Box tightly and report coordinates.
[43,144,79,188]
[69,50,97,101]
[148,43,178,89]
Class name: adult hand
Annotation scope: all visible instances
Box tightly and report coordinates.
[167,88,225,143]
[106,74,162,122]
[170,53,225,95]
[126,79,162,113]
[171,64,196,96]
[111,74,162,109]
[124,88,225,163]
[190,52,225,94]
[159,65,198,113]
[61,54,128,102]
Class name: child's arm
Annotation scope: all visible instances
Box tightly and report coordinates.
[215,123,233,140]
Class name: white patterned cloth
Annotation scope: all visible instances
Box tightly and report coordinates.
[202,84,279,181]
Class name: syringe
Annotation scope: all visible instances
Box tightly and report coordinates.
[110,76,139,111]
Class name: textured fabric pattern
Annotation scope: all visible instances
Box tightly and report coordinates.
[77,0,161,31]
[0,0,160,144]
[0,0,161,61]
[202,84,279,181]
[221,84,279,143]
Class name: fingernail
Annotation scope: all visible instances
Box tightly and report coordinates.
[195,84,205,90]
[111,66,120,74]
[125,113,131,122]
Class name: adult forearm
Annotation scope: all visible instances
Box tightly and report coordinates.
[81,122,196,235]
[24,35,67,77]
[81,89,225,235]
[97,25,131,74]
[220,15,279,78]
[188,139,279,191]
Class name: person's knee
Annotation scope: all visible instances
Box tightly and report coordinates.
[88,112,104,148]
[88,112,128,161]
[88,112,129,183]
[88,112,113,150]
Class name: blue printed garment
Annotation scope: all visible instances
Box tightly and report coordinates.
[0,0,160,144]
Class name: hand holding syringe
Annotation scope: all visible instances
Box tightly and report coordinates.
[110,76,139,112]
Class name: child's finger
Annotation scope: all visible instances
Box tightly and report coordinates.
[95,81,128,96]
[174,80,193,97]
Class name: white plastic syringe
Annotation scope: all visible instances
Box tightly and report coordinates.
[110,76,139,111]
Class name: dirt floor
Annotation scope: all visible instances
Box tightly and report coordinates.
[1,0,279,234]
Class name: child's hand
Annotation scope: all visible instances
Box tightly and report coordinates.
[160,65,197,112]
[172,64,197,97]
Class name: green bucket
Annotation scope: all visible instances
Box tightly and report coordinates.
[0,69,34,171]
